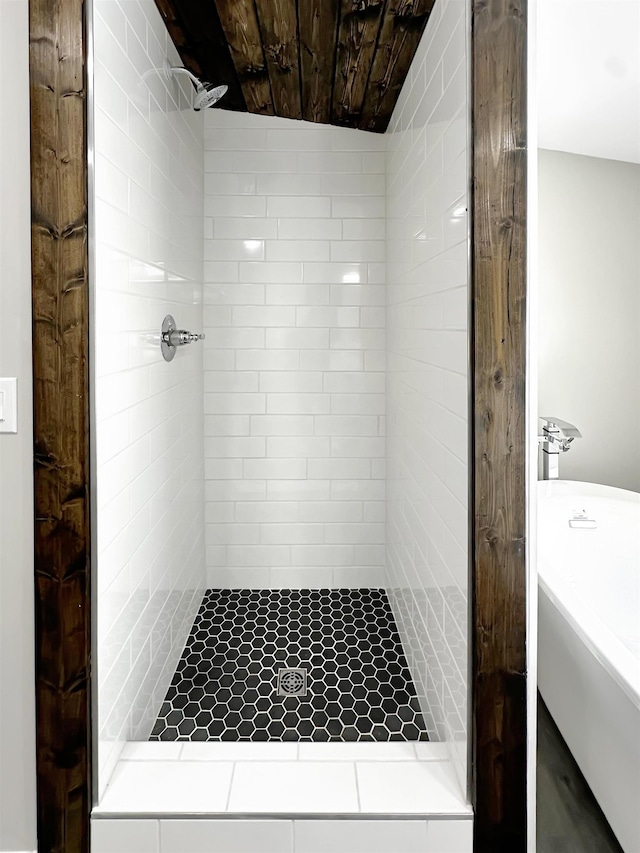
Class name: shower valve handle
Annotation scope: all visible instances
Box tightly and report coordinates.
[163,329,205,347]
[160,314,205,362]
[162,329,205,347]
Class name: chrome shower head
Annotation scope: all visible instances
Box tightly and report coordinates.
[193,82,228,111]
[170,66,227,111]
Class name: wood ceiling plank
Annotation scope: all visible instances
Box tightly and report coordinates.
[298,0,340,124]
[154,0,189,51]
[332,0,388,127]
[359,0,434,132]
[255,0,302,119]
[214,0,274,115]
[161,0,247,113]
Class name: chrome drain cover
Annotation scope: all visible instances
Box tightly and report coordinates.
[277,667,308,697]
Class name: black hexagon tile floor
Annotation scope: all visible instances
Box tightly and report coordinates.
[149,589,429,743]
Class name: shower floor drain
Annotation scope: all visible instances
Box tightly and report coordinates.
[277,667,308,697]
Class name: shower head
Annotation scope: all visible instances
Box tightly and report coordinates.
[193,82,228,111]
[170,66,228,111]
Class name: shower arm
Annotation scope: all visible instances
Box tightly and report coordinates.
[170,66,203,90]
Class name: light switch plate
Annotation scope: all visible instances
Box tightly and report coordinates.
[0,378,18,433]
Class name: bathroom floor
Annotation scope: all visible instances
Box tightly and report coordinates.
[150,588,429,743]
[537,695,623,853]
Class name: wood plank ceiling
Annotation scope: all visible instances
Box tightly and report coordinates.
[153,0,436,133]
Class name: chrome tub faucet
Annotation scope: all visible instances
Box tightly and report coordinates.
[538,417,582,480]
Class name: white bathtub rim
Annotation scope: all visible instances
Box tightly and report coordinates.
[537,478,640,504]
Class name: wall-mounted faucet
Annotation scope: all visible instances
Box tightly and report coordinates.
[538,417,582,480]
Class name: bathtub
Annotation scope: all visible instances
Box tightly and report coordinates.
[537,480,640,853]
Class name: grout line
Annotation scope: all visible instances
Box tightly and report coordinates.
[155,817,161,852]
[224,761,236,812]
[353,761,362,813]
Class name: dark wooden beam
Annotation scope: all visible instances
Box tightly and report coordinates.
[298,0,340,124]
[29,0,92,849]
[214,0,274,115]
[155,0,246,113]
[332,0,387,127]
[255,0,302,119]
[471,0,528,850]
[359,0,434,132]
[153,0,190,57]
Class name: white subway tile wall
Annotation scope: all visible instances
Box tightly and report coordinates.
[203,112,386,589]
[385,0,470,793]
[94,0,206,794]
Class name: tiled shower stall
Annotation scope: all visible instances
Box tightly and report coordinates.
[93,0,470,830]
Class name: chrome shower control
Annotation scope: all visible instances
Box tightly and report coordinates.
[165,329,205,347]
[160,315,205,362]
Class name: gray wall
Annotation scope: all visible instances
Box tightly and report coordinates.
[0,1,38,850]
[538,149,640,492]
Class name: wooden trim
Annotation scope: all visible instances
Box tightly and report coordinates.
[29,0,92,849]
[470,0,528,850]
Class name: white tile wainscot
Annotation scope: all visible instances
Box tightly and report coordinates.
[92,743,472,851]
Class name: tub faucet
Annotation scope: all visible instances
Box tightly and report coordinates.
[538,417,582,480]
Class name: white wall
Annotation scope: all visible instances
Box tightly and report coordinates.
[93,0,206,792]
[202,111,386,589]
[385,0,469,793]
[538,149,640,492]
[537,1,640,166]
[0,3,38,850]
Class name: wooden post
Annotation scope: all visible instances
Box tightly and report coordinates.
[471,0,528,849]
[29,0,92,848]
